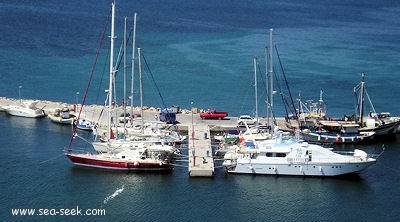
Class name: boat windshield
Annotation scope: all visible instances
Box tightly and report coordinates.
[266,152,287,157]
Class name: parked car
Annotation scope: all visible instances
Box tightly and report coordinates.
[237,115,256,125]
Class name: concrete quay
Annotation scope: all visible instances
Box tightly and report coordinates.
[0,97,290,133]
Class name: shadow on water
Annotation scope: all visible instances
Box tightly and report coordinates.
[219,170,365,181]
[68,165,174,176]
[329,173,364,181]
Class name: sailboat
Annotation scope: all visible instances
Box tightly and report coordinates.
[235,54,274,143]
[90,14,182,155]
[354,72,400,137]
[65,2,173,172]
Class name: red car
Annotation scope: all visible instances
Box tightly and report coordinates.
[200,110,228,120]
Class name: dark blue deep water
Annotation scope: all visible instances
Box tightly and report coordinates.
[1,1,400,221]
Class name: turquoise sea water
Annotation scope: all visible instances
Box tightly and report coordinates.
[1,1,400,221]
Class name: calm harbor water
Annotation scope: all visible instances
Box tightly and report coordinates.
[1,1,400,221]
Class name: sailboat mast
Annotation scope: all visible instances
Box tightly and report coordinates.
[319,90,323,117]
[264,47,269,125]
[268,28,274,128]
[359,72,365,124]
[123,17,127,130]
[130,13,137,117]
[108,2,116,140]
[254,57,258,124]
[138,48,144,133]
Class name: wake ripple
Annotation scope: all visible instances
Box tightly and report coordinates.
[103,185,125,205]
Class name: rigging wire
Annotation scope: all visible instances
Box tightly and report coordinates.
[95,50,110,105]
[38,153,65,165]
[140,52,182,133]
[256,57,267,116]
[67,9,111,150]
[275,45,297,118]
[114,29,133,74]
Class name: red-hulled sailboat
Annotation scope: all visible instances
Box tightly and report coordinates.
[66,148,173,172]
[65,2,173,173]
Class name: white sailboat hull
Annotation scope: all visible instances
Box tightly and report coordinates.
[92,140,146,153]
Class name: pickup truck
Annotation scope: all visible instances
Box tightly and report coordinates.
[200,110,228,120]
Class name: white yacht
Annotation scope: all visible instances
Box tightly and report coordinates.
[4,100,45,118]
[223,132,377,176]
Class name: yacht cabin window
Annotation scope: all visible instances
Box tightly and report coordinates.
[266,152,287,157]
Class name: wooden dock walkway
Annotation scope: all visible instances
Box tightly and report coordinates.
[188,124,214,177]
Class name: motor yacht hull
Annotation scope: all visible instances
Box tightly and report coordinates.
[224,160,376,176]
[5,106,45,118]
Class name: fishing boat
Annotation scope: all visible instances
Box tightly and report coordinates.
[4,100,46,118]
[301,120,375,144]
[353,73,400,137]
[290,90,327,130]
[48,107,76,125]
[292,89,379,144]
[65,2,174,172]
[222,131,378,176]
[302,130,374,144]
